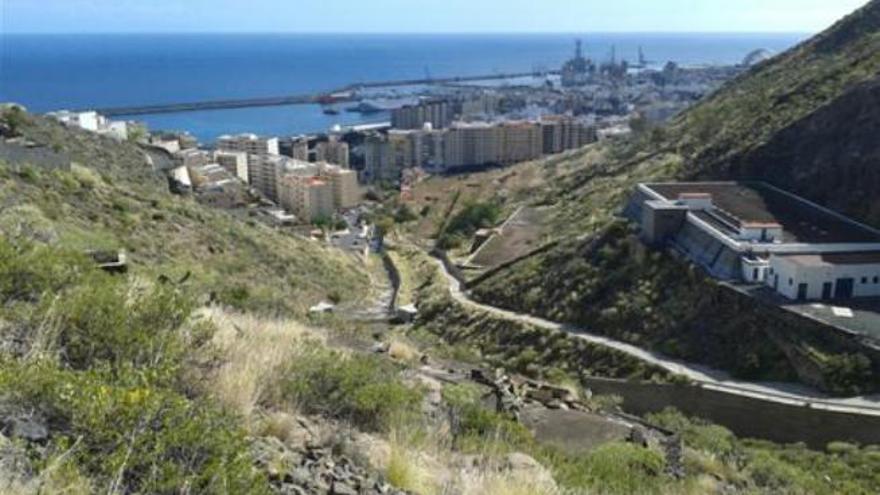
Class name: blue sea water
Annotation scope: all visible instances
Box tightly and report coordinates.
[0,33,806,142]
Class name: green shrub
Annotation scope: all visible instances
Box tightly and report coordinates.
[0,239,90,304]
[438,201,501,249]
[646,407,736,459]
[543,442,666,495]
[55,275,195,374]
[443,383,532,450]
[282,346,422,431]
[0,361,268,494]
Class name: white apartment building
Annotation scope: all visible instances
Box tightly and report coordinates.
[216,133,280,156]
[213,150,249,183]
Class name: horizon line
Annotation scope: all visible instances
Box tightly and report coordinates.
[2,30,813,36]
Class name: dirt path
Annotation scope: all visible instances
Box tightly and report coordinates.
[428,254,880,417]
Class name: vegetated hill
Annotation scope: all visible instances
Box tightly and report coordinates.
[672,0,880,225]
[0,110,369,315]
[414,1,880,395]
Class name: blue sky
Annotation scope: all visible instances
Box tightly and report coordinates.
[1,0,870,34]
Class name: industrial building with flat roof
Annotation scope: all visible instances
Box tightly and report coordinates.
[630,181,880,302]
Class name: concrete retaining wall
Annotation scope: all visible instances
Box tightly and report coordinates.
[584,376,880,448]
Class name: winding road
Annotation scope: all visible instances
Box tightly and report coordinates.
[428,255,880,417]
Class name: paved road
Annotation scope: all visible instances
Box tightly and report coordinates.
[428,255,880,417]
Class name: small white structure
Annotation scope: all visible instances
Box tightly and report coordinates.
[309,301,335,314]
[768,253,880,301]
[47,110,129,140]
[741,256,770,284]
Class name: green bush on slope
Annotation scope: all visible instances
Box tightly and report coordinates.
[0,238,268,493]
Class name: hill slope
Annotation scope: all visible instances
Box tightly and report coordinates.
[0,112,369,316]
[407,0,880,394]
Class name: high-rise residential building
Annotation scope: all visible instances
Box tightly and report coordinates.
[247,154,284,201]
[540,116,598,154]
[418,129,447,172]
[363,133,392,183]
[443,122,501,170]
[319,164,359,209]
[391,99,452,130]
[247,155,316,201]
[213,150,249,182]
[216,133,280,156]
[314,136,350,168]
[460,92,502,118]
[280,136,310,161]
[498,121,542,164]
[278,175,335,222]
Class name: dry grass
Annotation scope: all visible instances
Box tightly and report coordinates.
[0,441,92,495]
[388,340,420,363]
[198,306,323,419]
[455,471,560,495]
[386,434,441,495]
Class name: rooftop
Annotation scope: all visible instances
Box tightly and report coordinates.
[646,182,880,244]
[778,252,880,267]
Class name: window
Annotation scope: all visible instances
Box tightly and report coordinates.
[753,268,759,280]
[862,277,869,284]
[789,278,793,286]
[874,276,879,284]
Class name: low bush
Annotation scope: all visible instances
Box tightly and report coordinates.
[0,360,268,494]
[437,201,501,249]
[54,276,196,374]
[443,383,532,451]
[542,442,666,495]
[282,346,422,431]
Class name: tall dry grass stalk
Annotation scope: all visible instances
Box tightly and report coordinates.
[199,306,322,419]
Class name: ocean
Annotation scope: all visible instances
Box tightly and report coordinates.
[0,33,806,142]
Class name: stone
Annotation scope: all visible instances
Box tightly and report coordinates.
[503,452,557,491]
[331,481,358,495]
[9,417,48,442]
[629,426,650,448]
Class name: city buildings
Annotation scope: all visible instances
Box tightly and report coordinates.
[391,99,452,130]
[216,133,280,156]
[213,150,249,182]
[174,148,211,168]
[314,136,350,168]
[280,136,310,161]
[246,154,288,201]
[319,164,359,209]
[278,175,335,222]
[540,116,598,154]
[360,116,596,182]
[631,182,880,301]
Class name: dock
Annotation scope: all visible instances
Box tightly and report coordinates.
[83,70,557,117]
